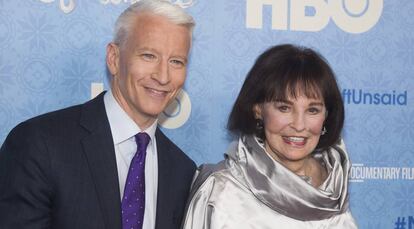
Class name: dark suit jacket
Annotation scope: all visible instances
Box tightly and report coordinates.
[0,93,196,229]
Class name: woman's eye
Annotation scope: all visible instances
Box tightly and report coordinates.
[277,105,290,112]
[308,107,320,114]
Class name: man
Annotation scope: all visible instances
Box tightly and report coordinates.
[0,1,196,228]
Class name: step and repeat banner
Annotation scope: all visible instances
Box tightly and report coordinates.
[0,0,413,227]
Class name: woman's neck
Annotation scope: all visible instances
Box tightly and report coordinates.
[265,146,327,187]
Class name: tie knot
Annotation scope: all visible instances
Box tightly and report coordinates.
[135,132,150,152]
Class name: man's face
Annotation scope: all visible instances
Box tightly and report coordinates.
[107,13,191,129]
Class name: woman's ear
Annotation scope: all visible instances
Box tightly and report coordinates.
[253,104,263,119]
[106,42,120,76]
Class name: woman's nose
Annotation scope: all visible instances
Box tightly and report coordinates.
[290,113,305,132]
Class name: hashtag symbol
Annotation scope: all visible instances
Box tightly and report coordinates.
[395,217,406,229]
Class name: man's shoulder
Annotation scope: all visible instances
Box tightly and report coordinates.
[32,103,83,123]
[11,103,81,135]
[29,93,105,125]
[8,94,105,140]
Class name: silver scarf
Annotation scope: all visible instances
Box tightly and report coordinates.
[226,135,351,221]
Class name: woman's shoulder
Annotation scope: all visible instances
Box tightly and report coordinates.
[192,161,228,187]
[189,159,240,195]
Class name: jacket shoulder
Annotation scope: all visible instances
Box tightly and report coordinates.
[7,93,105,139]
[190,161,229,194]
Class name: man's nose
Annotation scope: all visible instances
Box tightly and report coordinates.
[152,61,170,85]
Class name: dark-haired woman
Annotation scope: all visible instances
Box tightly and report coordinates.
[182,44,357,228]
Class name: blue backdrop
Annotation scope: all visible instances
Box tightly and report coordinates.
[0,0,413,228]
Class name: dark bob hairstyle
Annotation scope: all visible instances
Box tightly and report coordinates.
[227,44,344,150]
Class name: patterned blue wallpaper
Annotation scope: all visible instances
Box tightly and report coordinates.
[0,0,413,227]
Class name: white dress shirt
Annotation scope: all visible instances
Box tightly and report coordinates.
[104,90,158,229]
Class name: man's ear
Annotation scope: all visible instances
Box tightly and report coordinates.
[253,104,262,119]
[106,42,120,76]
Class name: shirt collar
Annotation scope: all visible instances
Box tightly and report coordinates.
[104,89,157,145]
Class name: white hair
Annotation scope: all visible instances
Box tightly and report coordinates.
[113,0,195,47]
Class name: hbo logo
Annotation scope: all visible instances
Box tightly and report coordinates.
[246,0,383,33]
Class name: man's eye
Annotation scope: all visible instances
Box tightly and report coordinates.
[170,59,185,67]
[142,53,156,60]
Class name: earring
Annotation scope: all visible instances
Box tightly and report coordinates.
[321,126,327,135]
[255,119,264,131]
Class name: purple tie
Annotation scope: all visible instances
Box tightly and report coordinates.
[122,132,150,229]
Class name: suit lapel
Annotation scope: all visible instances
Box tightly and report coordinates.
[79,93,122,229]
[155,128,175,229]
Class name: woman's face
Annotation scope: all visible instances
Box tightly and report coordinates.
[254,94,327,166]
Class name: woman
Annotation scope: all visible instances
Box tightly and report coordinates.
[182,44,357,228]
